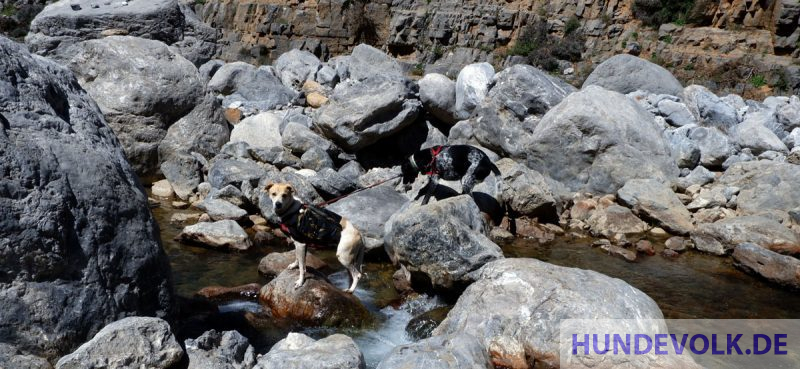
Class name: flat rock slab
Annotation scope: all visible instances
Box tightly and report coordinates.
[178,220,252,251]
[690,215,800,256]
[733,243,800,289]
[618,178,694,235]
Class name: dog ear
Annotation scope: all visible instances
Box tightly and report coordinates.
[264,182,274,192]
[286,185,294,194]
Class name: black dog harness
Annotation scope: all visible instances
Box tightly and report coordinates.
[279,204,343,248]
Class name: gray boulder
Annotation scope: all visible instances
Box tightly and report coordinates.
[454,62,494,119]
[690,216,800,255]
[67,36,203,178]
[586,204,650,237]
[718,161,800,215]
[676,165,715,191]
[300,147,334,171]
[617,178,694,235]
[582,54,683,95]
[777,95,800,130]
[326,185,410,250]
[657,99,696,127]
[229,111,284,149]
[376,334,492,369]
[495,158,558,219]
[158,93,230,165]
[683,85,739,129]
[733,243,800,289]
[199,59,225,83]
[274,49,322,89]
[734,111,789,154]
[0,36,173,359]
[170,2,220,66]
[195,198,247,221]
[688,126,736,167]
[254,333,365,369]
[664,127,701,168]
[433,258,696,369]
[161,153,204,200]
[0,344,51,369]
[250,146,302,169]
[307,168,356,198]
[384,196,504,290]
[348,43,403,82]
[178,220,252,251]
[282,121,339,156]
[527,85,678,194]
[208,159,269,190]
[55,317,183,369]
[314,75,421,150]
[418,73,458,125]
[184,329,256,369]
[208,62,298,112]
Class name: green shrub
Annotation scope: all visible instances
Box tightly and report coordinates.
[750,74,767,88]
[510,18,585,72]
[1,5,15,16]
[633,0,699,27]
[565,16,581,35]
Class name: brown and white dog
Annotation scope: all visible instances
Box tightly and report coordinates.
[264,182,364,293]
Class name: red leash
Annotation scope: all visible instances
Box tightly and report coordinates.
[424,146,443,176]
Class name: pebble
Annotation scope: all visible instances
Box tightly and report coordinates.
[171,201,189,209]
[151,179,174,198]
[635,240,655,255]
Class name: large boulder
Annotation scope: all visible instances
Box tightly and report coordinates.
[274,49,322,89]
[66,35,203,178]
[582,54,683,95]
[526,85,678,194]
[384,196,504,290]
[184,329,256,369]
[687,126,736,167]
[418,73,458,125]
[690,216,800,256]
[664,127,701,168]
[326,185,410,250]
[376,334,492,369]
[55,317,183,369]
[177,220,252,251]
[347,43,403,82]
[682,85,739,130]
[433,258,697,369]
[0,344,51,369]
[258,270,371,327]
[254,333,365,369]
[495,158,558,219]
[733,110,788,154]
[454,62,494,119]
[586,204,650,237]
[617,178,694,235]
[718,161,800,215]
[207,62,298,113]
[229,111,284,149]
[734,243,800,289]
[314,75,421,150]
[0,37,173,359]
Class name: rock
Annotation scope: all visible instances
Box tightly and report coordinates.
[208,62,298,112]
[0,344,51,369]
[161,153,204,200]
[527,85,678,194]
[326,185,409,250]
[617,179,694,235]
[307,168,357,198]
[348,43,403,82]
[208,159,268,190]
[682,85,739,130]
[664,128,701,168]
[405,306,452,341]
[384,196,503,290]
[657,99,696,127]
[158,93,230,166]
[376,334,492,369]
[178,220,252,251]
[258,251,329,279]
[55,317,183,369]
[433,258,693,369]
[734,112,789,154]
[198,59,225,83]
[195,198,247,221]
[636,239,656,255]
[185,330,256,369]
[686,187,729,210]
[418,73,458,124]
[258,270,371,327]
[665,236,690,252]
[688,126,736,167]
[0,37,174,359]
[254,333,365,369]
[314,75,421,150]
[600,244,638,262]
[495,158,558,219]
[171,3,220,66]
[300,146,334,171]
[785,127,800,148]
[152,179,175,198]
[208,185,247,207]
[274,49,322,89]
[733,243,800,289]
[282,121,339,156]
[251,146,302,169]
[586,205,650,237]
[196,283,261,302]
[66,36,203,178]
[676,166,715,191]
[229,112,284,149]
[777,96,800,130]
[454,62,495,119]
[718,161,800,215]
[583,54,683,96]
[690,216,800,255]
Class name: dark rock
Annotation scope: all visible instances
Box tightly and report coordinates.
[161,153,204,200]
[300,146,334,171]
[207,62,298,112]
[195,283,262,302]
[184,329,256,369]
[258,251,329,279]
[250,146,302,169]
[158,93,230,165]
[0,344,51,369]
[326,185,409,250]
[307,168,357,199]
[208,159,269,190]
[405,306,453,341]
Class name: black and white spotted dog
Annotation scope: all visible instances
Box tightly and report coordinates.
[401,144,501,205]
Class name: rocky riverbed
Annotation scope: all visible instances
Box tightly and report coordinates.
[2,0,800,368]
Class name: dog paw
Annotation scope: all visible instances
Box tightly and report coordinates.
[342,288,354,294]
[286,261,298,270]
[294,279,304,289]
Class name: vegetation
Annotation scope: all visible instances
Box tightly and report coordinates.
[507,18,585,72]
[632,0,705,27]
[410,63,425,76]
[750,74,767,88]
[1,4,16,17]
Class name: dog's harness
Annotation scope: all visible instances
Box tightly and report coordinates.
[278,204,343,249]
[425,145,444,176]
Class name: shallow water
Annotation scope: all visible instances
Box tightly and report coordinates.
[152,196,800,368]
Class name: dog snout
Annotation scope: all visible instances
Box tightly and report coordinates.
[274,201,283,209]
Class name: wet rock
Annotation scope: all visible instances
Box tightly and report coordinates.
[170,213,203,224]
[196,283,262,302]
[326,185,409,250]
[600,244,637,262]
[0,344,51,369]
[258,251,329,279]
[419,73,458,124]
[405,306,452,341]
[454,62,494,119]
[665,236,691,252]
[55,317,183,369]
[617,179,694,235]
[690,216,800,256]
[583,54,683,96]
[384,196,504,290]
[152,179,175,198]
[348,43,403,82]
[636,240,656,255]
[0,37,174,358]
[433,258,694,369]
[376,334,491,369]
[207,62,298,112]
[661,249,680,258]
[719,161,800,215]
[185,329,256,369]
[178,220,252,251]
[527,85,678,194]
[314,75,421,150]
[586,205,649,237]
[683,85,739,130]
[195,198,247,221]
[229,111,284,149]
[274,49,322,89]
[254,332,365,369]
[258,270,371,327]
[733,243,800,289]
